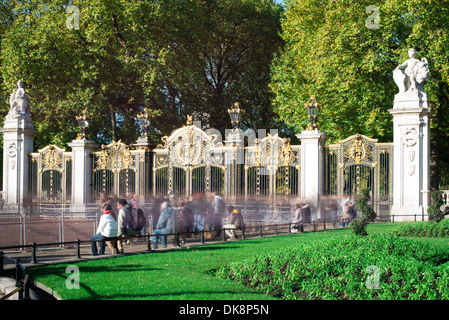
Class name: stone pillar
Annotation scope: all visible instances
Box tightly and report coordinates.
[1,81,35,208]
[389,100,431,221]
[296,129,328,208]
[1,116,35,208]
[133,135,155,198]
[224,128,244,202]
[67,139,98,210]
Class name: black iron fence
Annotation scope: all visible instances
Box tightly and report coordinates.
[0,252,30,300]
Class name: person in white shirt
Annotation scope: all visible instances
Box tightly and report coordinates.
[90,204,118,256]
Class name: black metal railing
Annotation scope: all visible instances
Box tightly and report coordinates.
[0,222,304,264]
[0,252,30,300]
[0,215,434,268]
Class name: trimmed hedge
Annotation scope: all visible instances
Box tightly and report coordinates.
[214,234,449,300]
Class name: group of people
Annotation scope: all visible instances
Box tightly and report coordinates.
[91,192,362,254]
[291,197,358,232]
[90,197,144,256]
[150,192,246,248]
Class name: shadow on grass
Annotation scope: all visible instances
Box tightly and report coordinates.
[32,264,161,278]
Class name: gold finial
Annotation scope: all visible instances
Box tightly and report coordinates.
[76,109,89,139]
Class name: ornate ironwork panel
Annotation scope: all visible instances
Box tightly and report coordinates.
[245,134,301,202]
[153,118,226,198]
[324,134,393,218]
[29,145,72,204]
[91,140,146,200]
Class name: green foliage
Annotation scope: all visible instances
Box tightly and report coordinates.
[428,190,445,223]
[0,0,284,150]
[350,216,369,236]
[386,220,449,238]
[270,0,449,185]
[215,234,449,300]
[1,0,166,147]
[29,223,449,300]
[350,188,377,236]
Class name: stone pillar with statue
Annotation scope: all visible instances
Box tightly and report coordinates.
[1,81,35,208]
[389,48,432,221]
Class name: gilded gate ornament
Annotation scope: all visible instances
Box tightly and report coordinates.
[346,134,370,164]
[153,116,226,197]
[94,140,135,172]
[42,146,62,169]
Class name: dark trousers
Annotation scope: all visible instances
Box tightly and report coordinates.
[211,214,222,237]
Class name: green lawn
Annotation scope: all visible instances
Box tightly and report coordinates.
[29,222,449,300]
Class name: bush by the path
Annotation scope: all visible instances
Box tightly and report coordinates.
[214,234,449,300]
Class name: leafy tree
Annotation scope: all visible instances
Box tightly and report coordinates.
[151,0,285,136]
[0,0,284,151]
[1,0,166,148]
[270,0,449,187]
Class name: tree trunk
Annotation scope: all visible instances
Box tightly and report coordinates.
[110,107,117,141]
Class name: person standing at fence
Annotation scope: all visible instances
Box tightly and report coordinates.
[178,201,193,238]
[192,193,206,236]
[152,200,174,249]
[150,196,164,230]
[90,204,118,256]
[116,198,134,253]
[210,192,226,237]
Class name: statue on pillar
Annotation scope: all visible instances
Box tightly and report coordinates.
[393,48,430,95]
[7,80,31,119]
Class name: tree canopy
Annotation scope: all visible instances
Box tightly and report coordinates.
[0,0,284,148]
[270,0,449,186]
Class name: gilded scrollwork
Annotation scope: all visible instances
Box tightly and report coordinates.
[93,140,136,172]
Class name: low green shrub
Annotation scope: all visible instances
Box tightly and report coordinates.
[214,234,449,300]
[385,220,449,238]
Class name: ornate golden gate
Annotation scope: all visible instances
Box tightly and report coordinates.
[324,134,393,218]
[29,145,72,204]
[91,140,149,199]
[245,134,301,202]
[153,117,226,198]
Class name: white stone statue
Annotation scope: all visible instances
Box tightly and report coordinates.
[7,80,30,119]
[393,48,430,95]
